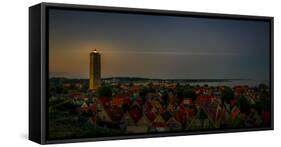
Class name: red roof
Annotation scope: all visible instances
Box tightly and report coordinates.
[179,103,185,110]
[185,107,194,117]
[146,111,157,122]
[195,87,207,95]
[174,110,186,124]
[182,99,192,105]
[233,85,248,95]
[99,97,110,107]
[89,104,97,112]
[69,92,82,98]
[129,107,142,123]
[123,98,131,105]
[144,101,153,112]
[136,97,143,105]
[112,97,124,106]
[130,85,140,92]
[231,109,239,120]
[230,99,237,107]
[196,95,213,105]
[105,107,123,122]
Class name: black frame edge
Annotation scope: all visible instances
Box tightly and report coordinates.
[42,2,273,20]
[270,17,274,130]
[29,3,43,144]
[46,128,273,144]
[41,2,48,145]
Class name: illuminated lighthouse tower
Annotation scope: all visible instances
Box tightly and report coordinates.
[89,49,101,90]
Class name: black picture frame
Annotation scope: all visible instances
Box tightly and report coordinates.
[29,2,274,144]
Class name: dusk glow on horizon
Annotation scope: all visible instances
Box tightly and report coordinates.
[49,9,270,84]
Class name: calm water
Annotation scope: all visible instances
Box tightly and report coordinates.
[187,79,270,87]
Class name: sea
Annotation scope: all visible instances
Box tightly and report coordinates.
[187,79,270,87]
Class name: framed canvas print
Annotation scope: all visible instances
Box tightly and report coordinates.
[29,2,274,144]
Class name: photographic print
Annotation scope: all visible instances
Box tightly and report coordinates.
[46,6,272,141]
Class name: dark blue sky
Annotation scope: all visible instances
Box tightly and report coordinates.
[49,9,270,84]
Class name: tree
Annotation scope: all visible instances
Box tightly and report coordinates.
[121,104,130,112]
[221,87,234,103]
[97,85,112,98]
[254,96,270,113]
[253,83,270,113]
[237,95,250,113]
[81,82,89,92]
[198,108,208,127]
[175,85,184,98]
[161,90,169,106]
[258,83,268,90]
[147,83,155,93]
[139,87,149,100]
[183,88,196,101]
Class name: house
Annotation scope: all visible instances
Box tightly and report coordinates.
[112,97,124,107]
[246,109,262,126]
[135,97,143,105]
[202,118,213,129]
[129,106,142,123]
[137,115,151,127]
[196,95,214,106]
[161,111,172,122]
[105,107,124,123]
[98,96,110,107]
[88,116,96,125]
[130,85,140,93]
[146,111,157,122]
[123,97,131,105]
[144,101,153,113]
[183,98,192,105]
[69,92,82,100]
[185,106,195,118]
[195,87,208,95]
[168,94,176,105]
[198,98,220,125]
[97,108,112,123]
[166,117,182,131]
[188,109,213,129]
[230,98,237,108]
[120,111,135,126]
[63,83,71,88]
[174,108,186,125]
[215,105,229,127]
[151,99,163,111]
[188,117,202,129]
[150,106,158,114]
[80,102,89,113]
[151,115,167,132]
[131,100,142,108]
[233,85,249,96]
[89,103,97,113]
[166,103,176,114]
[231,106,240,120]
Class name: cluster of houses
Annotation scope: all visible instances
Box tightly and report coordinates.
[63,82,271,134]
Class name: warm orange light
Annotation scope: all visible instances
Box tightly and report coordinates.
[92,49,98,53]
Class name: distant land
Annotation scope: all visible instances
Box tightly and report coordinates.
[50,76,248,83]
[102,77,248,82]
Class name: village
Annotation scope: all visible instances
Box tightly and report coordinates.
[48,78,271,137]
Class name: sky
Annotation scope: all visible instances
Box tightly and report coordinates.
[48,8,270,83]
